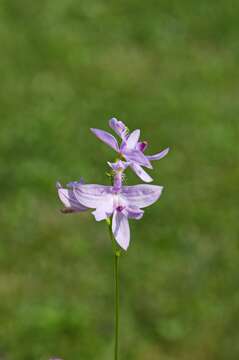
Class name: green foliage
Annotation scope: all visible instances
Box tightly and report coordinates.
[0,0,238,359]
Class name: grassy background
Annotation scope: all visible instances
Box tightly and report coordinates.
[0,0,239,359]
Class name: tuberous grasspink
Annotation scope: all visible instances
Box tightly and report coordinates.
[56,117,169,359]
[57,117,169,250]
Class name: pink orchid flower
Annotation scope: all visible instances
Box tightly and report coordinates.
[91,117,169,183]
[57,178,163,250]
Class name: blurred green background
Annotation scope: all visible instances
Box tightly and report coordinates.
[0,0,239,359]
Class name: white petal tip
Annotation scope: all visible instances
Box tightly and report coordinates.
[116,240,129,251]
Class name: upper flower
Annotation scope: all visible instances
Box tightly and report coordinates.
[91,118,169,183]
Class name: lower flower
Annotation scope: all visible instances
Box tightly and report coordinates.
[57,181,163,250]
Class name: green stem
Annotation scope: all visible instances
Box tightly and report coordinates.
[114,250,120,360]
[107,220,121,360]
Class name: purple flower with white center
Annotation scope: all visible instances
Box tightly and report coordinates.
[59,181,163,250]
[91,117,170,183]
[56,160,163,250]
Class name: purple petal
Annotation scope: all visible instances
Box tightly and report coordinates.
[73,184,113,208]
[57,184,88,212]
[112,211,130,250]
[124,149,152,168]
[147,147,170,161]
[126,207,144,220]
[124,129,140,150]
[92,200,114,221]
[67,178,84,187]
[121,184,163,208]
[90,128,119,152]
[109,118,128,139]
[130,163,153,183]
[92,208,108,221]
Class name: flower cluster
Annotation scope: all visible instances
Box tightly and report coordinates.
[57,118,169,250]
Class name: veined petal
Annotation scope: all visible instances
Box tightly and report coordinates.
[73,184,113,208]
[57,183,88,212]
[124,149,152,168]
[147,147,170,161]
[125,129,140,150]
[109,118,128,139]
[92,199,114,221]
[121,184,163,208]
[92,208,108,221]
[112,211,130,250]
[126,207,144,220]
[90,128,119,152]
[67,178,84,187]
[130,163,153,183]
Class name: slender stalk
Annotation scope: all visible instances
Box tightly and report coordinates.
[114,250,120,360]
[107,220,121,360]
